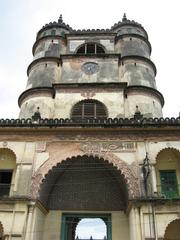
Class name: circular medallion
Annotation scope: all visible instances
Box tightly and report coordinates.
[81,62,99,75]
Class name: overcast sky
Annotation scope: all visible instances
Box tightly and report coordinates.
[0,0,180,119]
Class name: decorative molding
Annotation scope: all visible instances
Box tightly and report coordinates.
[1,117,180,128]
[2,141,8,147]
[80,141,136,153]
[31,149,139,200]
[36,142,46,152]
[81,90,96,98]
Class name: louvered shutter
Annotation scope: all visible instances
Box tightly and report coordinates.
[71,100,107,120]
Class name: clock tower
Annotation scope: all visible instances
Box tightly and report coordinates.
[1,14,180,240]
[18,14,164,120]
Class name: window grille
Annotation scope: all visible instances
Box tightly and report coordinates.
[71,100,107,120]
[76,43,105,54]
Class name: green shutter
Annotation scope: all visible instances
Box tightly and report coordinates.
[160,170,179,198]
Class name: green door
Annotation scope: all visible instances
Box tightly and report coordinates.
[160,170,179,198]
[61,213,112,240]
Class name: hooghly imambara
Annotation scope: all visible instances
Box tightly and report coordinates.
[0,13,180,240]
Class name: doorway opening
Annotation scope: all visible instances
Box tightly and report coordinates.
[61,213,111,240]
[76,218,106,239]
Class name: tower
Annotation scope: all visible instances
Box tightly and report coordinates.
[0,14,180,240]
[19,14,163,120]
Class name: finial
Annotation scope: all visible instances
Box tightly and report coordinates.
[122,13,127,22]
[58,14,63,23]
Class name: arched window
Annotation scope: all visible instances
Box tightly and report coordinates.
[0,148,16,197]
[76,43,105,54]
[156,148,180,199]
[71,100,107,120]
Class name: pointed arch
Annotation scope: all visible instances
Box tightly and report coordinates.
[0,148,16,160]
[155,147,180,199]
[156,147,180,162]
[31,149,139,200]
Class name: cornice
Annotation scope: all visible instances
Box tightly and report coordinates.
[27,57,62,76]
[121,55,157,76]
[18,87,54,107]
[0,117,180,130]
[126,85,164,106]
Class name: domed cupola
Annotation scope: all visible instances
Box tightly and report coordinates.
[32,15,72,60]
[36,14,73,40]
[111,13,148,39]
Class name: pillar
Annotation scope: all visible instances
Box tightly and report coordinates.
[151,165,157,194]
[24,204,34,240]
[129,207,142,240]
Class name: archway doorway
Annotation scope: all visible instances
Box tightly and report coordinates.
[39,155,129,210]
[61,214,111,240]
[164,219,180,240]
[38,155,130,240]
[76,218,106,239]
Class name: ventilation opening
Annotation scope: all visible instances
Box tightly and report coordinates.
[71,100,107,120]
[77,43,105,54]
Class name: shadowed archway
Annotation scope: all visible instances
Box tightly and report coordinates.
[38,155,130,210]
[31,151,139,200]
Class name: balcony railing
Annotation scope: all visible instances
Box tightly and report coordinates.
[0,184,11,197]
[157,184,180,199]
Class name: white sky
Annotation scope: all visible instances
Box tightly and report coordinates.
[76,218,106,239]
[0,0,180,118]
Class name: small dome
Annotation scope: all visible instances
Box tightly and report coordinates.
[111,13,148,39]
[37,14,72,39]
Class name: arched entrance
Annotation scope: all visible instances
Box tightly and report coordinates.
[37,155,133,240]
[38,155,129,210]
[164,219,180,240]
[61,214,110,240]
[155,148,180,198]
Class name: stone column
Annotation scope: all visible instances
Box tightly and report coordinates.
[151,165,157,194]
[129,207,142,240]
[24,205,34,240]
